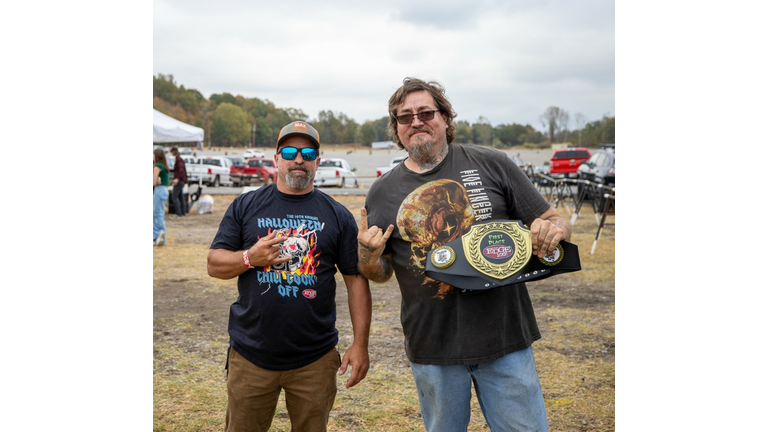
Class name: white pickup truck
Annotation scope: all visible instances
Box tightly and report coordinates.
[376,156,407,178]
[176,156,233,187]
[169,155,205,185]
[313,158,358,188]
[199,156,234,187]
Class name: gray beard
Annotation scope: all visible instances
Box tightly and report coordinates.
[409,139,433,166]
[285,169,312,189]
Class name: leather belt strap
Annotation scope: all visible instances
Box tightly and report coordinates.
[425,220,581,291]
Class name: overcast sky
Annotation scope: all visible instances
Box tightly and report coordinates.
[153,0,615,131]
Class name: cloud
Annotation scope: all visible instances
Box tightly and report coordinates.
[153,0,614,128]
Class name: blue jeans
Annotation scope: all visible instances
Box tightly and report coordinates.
[410,346,549,432]
[153,185,168,243]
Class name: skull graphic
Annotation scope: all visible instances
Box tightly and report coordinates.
[272,234,311,272]
[397,179,475,298]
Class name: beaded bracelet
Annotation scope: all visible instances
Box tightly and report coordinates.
[243,250,254,268]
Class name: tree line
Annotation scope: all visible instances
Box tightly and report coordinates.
[153,74,614,149]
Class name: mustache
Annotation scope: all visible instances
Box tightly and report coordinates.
[289,164,309,173]
[409,126,432,137]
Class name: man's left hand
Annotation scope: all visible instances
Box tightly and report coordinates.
[529,217,566,258]
[339,343,369,388]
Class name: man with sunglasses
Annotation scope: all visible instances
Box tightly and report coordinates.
[207,121,372,432]
[358,78,571,431]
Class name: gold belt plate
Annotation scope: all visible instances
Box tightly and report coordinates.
[461,221,532,280]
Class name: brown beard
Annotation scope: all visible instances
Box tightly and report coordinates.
[407,126,435,165]
[409,139,433,165]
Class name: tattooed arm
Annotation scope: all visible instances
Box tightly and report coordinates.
[528,206,572,258]
[358,246,395,283]
[357,208,395,283]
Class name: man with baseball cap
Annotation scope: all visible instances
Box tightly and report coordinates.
[208,120,371,432]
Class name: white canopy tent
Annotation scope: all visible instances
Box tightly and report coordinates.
[153,109,204,144]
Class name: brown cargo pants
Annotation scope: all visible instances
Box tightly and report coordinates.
[225,347,341,432]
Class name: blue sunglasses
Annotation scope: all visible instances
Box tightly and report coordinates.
[279,146,318,161]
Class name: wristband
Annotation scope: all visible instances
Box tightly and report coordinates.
[243,250,254,268]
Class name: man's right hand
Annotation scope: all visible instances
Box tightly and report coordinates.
[246,230,291,268]
[357,208,394,265]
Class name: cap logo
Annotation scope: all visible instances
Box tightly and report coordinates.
[278,121,319,148]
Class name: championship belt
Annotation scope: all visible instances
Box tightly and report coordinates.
[425,220,581,291]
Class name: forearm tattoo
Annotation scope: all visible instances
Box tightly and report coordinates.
[358,242,393,282]
[358,242,377,263]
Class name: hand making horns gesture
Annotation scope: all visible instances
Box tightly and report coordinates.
[357,208,394,263]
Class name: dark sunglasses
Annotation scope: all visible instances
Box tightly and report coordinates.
[395,109,441,125]
[279,146,319,161]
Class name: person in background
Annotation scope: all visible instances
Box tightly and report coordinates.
[170,146,188,218]
[153,148,170,246]
[357,77,572,431]
[207,121,372,432]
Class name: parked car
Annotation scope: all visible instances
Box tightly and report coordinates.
[376,156,407,178]
[577,146,615,207]
[532,164,553,187]
[153,145,170,156]
[314,158,358,188]
[243,158,278,186]
[243,149,266,159]
[225,156,247,187]
[179,155,204,185]
[548,147,592,179]
[199,156,234,187]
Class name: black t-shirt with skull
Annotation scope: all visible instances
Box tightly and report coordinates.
[211,184,360,370]
[365,144,552,365]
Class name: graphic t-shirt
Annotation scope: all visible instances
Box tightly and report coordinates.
[365,144,552,365]
[210,184,359,370]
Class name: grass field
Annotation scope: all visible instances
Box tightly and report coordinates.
[153,193,614,431]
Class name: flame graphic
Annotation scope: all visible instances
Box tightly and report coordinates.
[263,226,320,274]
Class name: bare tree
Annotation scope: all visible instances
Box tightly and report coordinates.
[539,106,570,143]
[574,113,588,146]
[557,110,570,142]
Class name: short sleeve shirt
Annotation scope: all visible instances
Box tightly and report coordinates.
[155,163,170,186]
[210,184,360,370]
[365,144,552,365]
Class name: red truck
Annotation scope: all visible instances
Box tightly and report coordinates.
[225,156,247,187]
[242,158,278,186]
[548,147,591,179]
